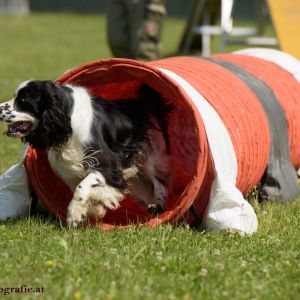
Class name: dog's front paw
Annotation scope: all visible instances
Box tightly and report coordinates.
[67,198,89,228]
[89,203,107,220]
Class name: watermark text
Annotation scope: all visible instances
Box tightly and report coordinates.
[0,285,44,295]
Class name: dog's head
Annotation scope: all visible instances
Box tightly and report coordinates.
[0,80,74,149]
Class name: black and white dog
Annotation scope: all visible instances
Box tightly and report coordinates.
[0,80,173,226]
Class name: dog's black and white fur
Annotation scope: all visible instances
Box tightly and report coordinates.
[0,80,173,226]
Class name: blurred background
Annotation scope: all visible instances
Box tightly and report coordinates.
[0,0,260,19]
[0,0,284,172]
[0,0,280,89]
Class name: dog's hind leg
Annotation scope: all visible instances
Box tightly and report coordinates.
[67,171,124,227]
[147,160,172,214]
[144,132,172,215]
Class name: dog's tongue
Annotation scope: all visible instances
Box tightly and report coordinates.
[5,121,32,137]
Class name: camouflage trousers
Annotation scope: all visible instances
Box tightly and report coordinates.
[107,0,166,61]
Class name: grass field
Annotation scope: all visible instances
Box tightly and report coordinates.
[0,13,299,300]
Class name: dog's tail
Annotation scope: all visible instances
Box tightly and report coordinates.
[138,84,174,152]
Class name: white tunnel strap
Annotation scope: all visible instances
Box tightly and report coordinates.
[157,66,258,234]
[157,67,238,181]
[22,144,29,161]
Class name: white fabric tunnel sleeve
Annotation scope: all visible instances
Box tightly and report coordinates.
[0,145,31,220]
[157,67,258,234]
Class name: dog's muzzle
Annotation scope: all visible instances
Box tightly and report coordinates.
[0,100,34,138]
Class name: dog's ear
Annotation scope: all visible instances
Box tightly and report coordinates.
[41,81,73,110]
[39,81,73,148]
[22,81,57,115]
[40,81,60,107]
[39,81,59,129]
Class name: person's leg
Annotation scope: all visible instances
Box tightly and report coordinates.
[125,0,146,59]
[133,0,166,60]
[107,0,132,58]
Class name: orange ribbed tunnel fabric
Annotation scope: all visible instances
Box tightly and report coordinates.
[212,53,300,169]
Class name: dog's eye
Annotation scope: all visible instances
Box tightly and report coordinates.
[20,98,26,103]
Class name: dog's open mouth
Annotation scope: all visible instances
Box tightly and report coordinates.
[5,121,33,138]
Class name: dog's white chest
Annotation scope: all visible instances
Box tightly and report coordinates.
[48,144,86,191]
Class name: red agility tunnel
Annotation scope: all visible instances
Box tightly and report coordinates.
[24,54,300,229]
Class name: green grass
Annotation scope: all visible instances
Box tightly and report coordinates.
[0,13,299,300]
